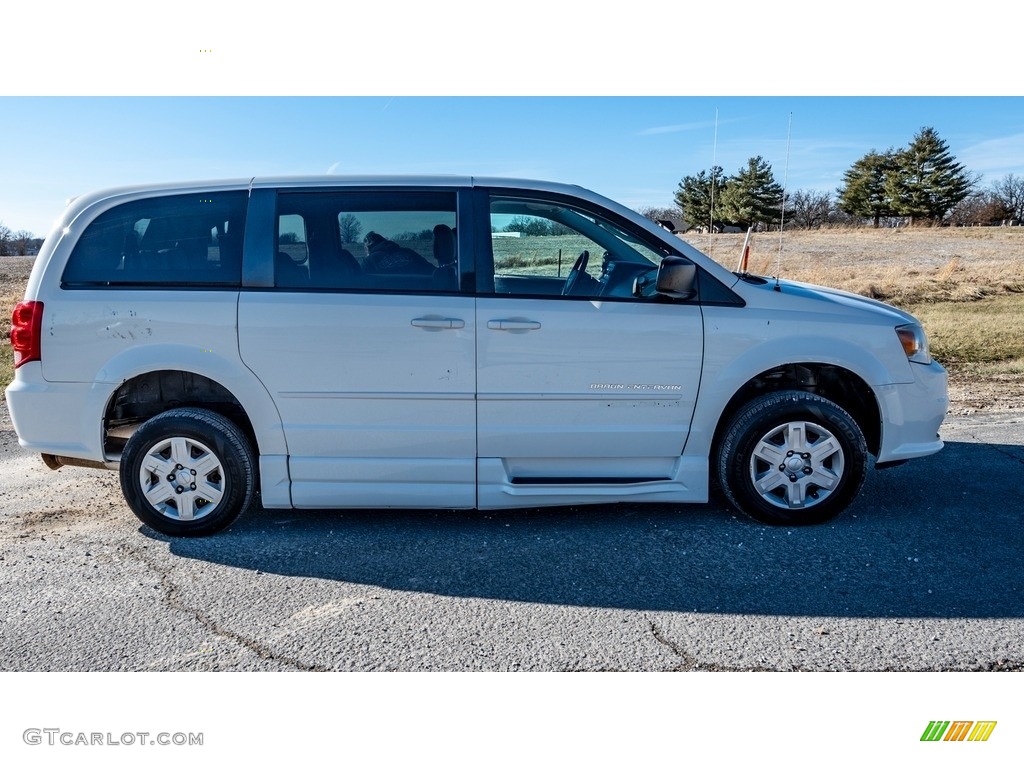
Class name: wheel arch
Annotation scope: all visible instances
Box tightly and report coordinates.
[101,368,284,460]
[710,362,882,463]
[90,342,286,456]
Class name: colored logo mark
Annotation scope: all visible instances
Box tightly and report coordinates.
[921,721,997,742]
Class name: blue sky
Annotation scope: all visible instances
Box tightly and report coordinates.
[3,96,1024,237]
[3,4,1021,237]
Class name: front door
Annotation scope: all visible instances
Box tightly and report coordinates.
[474,191,704,507]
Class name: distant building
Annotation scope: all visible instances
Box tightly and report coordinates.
[656,218,689,234]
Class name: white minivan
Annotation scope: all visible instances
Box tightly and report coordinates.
[6,176,947,535]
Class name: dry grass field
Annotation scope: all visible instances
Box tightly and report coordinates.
[3,226,1024,411]
[686,227,1024,412]
[1,258,32,387]
[684,227,1024,305]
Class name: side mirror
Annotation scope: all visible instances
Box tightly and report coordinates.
[656,256,697,300]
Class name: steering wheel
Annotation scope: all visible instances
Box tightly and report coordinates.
[561,250,590,296]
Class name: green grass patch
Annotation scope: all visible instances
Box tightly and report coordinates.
[492,235,598,276]
[0,346,10,390]
[1,300,17,391]
[903,294,1024,368]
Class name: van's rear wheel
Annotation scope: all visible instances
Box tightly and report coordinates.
[120,408,255,536]
[716,391,867,525]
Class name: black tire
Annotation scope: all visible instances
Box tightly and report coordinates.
[119,407,256,536]
[715,391,867,525]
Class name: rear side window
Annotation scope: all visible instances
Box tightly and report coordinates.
[62,191,248,287]
[274,190,458,293]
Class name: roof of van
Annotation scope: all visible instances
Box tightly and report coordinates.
[59,175,601,230]
[70,175,594,197]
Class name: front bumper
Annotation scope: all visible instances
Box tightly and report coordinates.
[874,359,948,463]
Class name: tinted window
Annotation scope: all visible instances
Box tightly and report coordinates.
[63,191,248,287]
[487,195,663,299]
[274,190,458,293]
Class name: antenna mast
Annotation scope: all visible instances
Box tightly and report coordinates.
[775,112,793,290]
[708,108,718,254]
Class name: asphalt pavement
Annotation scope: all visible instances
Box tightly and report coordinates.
[1,409,1022,671]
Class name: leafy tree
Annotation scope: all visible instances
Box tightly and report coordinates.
[837,149,897,228]
[789,189,833,229]
[674,166,727,232]
[886,127,973,224]
[717,156,784,230]
[992,173,1024,222]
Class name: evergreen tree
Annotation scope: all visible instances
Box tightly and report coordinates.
[674,166,726,231]
[886,127,973,224]
[837,149,897,228]
[717,156,784,230]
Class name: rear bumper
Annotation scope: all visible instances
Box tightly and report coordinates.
[4,364,111,462]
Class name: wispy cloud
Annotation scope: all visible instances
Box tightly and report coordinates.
[638,121,717,136]
[959,133,1024,177]
[637,117,743,136]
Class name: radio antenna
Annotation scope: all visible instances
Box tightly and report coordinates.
[708,108,718,254]
[736,226,753,273]
[774,112,793,291]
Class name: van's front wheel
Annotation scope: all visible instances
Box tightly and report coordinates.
[119,408,256,536]
[716,391,867,525]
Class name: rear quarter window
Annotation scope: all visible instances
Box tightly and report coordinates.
[62,191,248,287]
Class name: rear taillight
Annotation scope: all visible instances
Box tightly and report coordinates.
[10,300,43,369]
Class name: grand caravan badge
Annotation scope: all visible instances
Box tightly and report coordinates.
[589,383,683,391]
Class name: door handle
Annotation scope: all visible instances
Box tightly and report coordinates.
[487,320,542,331]
[411,317,465,330]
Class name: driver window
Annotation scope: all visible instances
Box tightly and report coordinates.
[488,195,661,299]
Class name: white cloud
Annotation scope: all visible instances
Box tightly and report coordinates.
[959,133,1024,178]
[638,121,717,136]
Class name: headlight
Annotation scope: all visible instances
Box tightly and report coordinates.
[895,323,931,364]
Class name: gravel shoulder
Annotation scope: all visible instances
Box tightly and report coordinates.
[947,369,1024,415]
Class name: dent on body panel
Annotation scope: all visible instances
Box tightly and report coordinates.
[97,306,154,342]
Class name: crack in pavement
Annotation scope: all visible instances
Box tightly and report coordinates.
[648,620,779,672]
[650,619,1024,672]
[122,541,329,672]
[949,424,1024,468]
[942,421,1024,468]
[978,440,1024,468]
